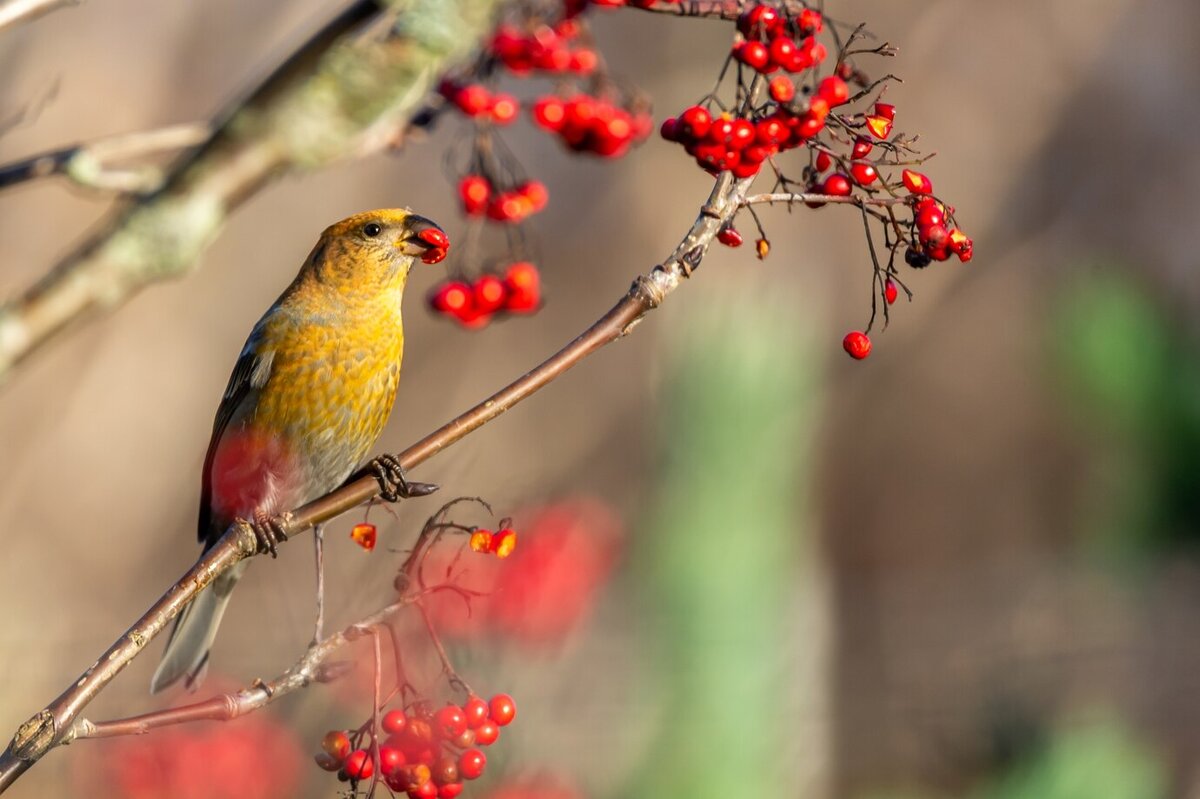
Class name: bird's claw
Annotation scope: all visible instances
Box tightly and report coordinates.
[371,454,439,502]
[247,510,289,558]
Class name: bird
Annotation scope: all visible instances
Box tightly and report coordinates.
[151,208,448,694]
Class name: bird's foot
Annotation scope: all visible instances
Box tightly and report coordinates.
[247,510,289,558]
[370,454,439,503]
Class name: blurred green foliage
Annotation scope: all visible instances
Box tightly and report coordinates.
[630,295,816,797]
[1052,270,1200,561]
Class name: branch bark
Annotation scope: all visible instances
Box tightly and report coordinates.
[0,167,753,792]
[0,0,501,382]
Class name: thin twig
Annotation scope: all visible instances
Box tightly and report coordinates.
[0,123,211,193]
[59,594,419,742]
[741,191,909,209]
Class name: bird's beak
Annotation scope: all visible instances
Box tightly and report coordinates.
[399,215,450,264]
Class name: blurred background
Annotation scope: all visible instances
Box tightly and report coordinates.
[1,1,1198,797]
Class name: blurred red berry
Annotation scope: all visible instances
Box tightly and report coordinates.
[885,279,898,304]
[464,695,490,729]
[458,749,487,781]
[434,706,468,740]
[489,694,517,726]
[350,522,377,552]
[842,331,872,360]
[344,749,374,781]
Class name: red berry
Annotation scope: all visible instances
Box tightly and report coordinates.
[901,169,933,194]
[382,710,408,736]
[434,705,468,740]
[458,175,490,216]
[915,204,944,229]
[850,161,878,186]
[729,119,755,150]
[322,730,351,761]
[503,261,541,313]
[532,96,566,131]
[569,47,598,74]
[489,93,519,125]
[865,115,892,139]
[737,4,782,38]
[380,746,407,777]
[885,279,898,305]
[851,136,873,159]
[920,223,949,248]
[874,102,896,121]
[463,695,490,729]
[518,179,549,211]
[768,36,797,69]
[798,8,823,34]
[678,105,711,139]
[734,40,771,72]
[768,75,795,103]
[345,749,375,781]
[471,274,505,314]
[453,84,491,116]
[718,226,744,247]
[817,76,850,106]
[755,117,787,146]
[492,528,518,558]
[439,784,464,799]
[842,331,872,360]
[488,694,517,726]
[350,522,377,552]
[814,150,832,172]
[660,117,682,142]
[409,780,439,799]
[473,720,500,746]
[429,281,473,318]
[469,529,493,553]
[822,173,852,197]
[458,749,487,781]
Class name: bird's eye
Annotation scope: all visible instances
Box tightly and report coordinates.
[363,223,382,238]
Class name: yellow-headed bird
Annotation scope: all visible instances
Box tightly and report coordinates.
[151,209,447,693]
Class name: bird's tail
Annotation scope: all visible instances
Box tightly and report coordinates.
[150,561,247,694]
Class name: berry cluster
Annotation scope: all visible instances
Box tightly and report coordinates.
[656,2,974,361]
[468,526,518,558]
[532,93,652,158]
[490,21,598,75]
[458,176,549,223]
[440,82,520,126]
[316,694,517,798]
[660,73,850,178]
[426,1,652,331]
[428,262,541,329]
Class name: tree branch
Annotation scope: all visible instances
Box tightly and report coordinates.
[62,594,418,742]
[740,192,910,208]
[0,0,503,383]
[0,0,78,34]
[0,166,753,792]
[0,123,211,193]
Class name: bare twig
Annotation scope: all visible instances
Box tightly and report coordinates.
[0,123,211,193]
[0,163,754,791]
[0,0,504,382]
[741,191,909,209]
[60,595,418,742]
[0,0,77,34]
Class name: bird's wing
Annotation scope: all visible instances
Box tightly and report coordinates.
[197,333,276,547]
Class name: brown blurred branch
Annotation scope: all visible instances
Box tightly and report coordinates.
[62,594,417,742]
[0,0,77,33]
[0,123,211,193]
[0,0,501,382]
[0,159,755,791]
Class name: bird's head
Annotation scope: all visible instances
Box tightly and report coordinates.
[305,209,449,296]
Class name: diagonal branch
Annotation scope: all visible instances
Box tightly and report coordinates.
[0,123,211,193]
[0,0,503,383]
[62,594,419,742]
[0,165,753,792]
